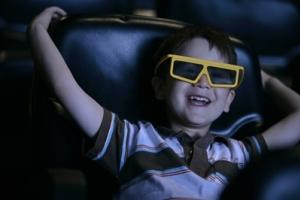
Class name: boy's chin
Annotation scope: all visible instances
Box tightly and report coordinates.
[183,117,213,129]
[186,109,224,124]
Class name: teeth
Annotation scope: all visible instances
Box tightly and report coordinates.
[189,96,210,103]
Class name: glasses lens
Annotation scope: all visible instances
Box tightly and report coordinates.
[173,61,203,80]
[208,66,237,84]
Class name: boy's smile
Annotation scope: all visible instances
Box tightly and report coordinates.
[188,94,211,107]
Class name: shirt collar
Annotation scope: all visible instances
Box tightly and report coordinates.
[155,125,213,142]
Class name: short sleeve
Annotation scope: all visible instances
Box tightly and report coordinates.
[242,135,268,160]
[86,109,126,177]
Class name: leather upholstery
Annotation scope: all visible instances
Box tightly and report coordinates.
[31,15,264,167]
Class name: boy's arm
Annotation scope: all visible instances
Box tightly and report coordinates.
[29,7,104,138]
[260,71,300,150]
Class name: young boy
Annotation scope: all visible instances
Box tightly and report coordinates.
[29,7,300,200]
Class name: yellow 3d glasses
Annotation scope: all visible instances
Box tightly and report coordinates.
[155,54,245,88]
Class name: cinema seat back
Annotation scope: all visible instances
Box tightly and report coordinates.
[31,15,264,167]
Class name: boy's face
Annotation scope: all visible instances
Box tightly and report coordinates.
[153,37,235,129]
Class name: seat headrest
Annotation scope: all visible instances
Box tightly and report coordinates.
[45,15,263,137]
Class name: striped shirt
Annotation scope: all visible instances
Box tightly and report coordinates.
[87,109,267,200]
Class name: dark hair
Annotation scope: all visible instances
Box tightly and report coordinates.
[154,26,237,78]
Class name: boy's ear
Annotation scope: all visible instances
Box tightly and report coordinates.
[224,90,236,113]
[152,76,166,100]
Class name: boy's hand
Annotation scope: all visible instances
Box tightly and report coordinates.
[30,6,67,30]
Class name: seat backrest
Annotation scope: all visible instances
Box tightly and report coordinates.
[31,15,263,167]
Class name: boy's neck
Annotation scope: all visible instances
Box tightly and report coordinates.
[168,121,211,139]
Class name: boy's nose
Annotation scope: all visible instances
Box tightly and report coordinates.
[194,74,211,88]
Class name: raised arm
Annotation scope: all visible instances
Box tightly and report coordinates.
[261,70,300,150]
[29,7,104,138]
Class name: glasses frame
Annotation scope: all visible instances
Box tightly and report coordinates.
[155,54,245,88]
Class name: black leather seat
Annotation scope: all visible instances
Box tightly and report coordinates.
[30,14,264,198]
[31,14,263,165]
